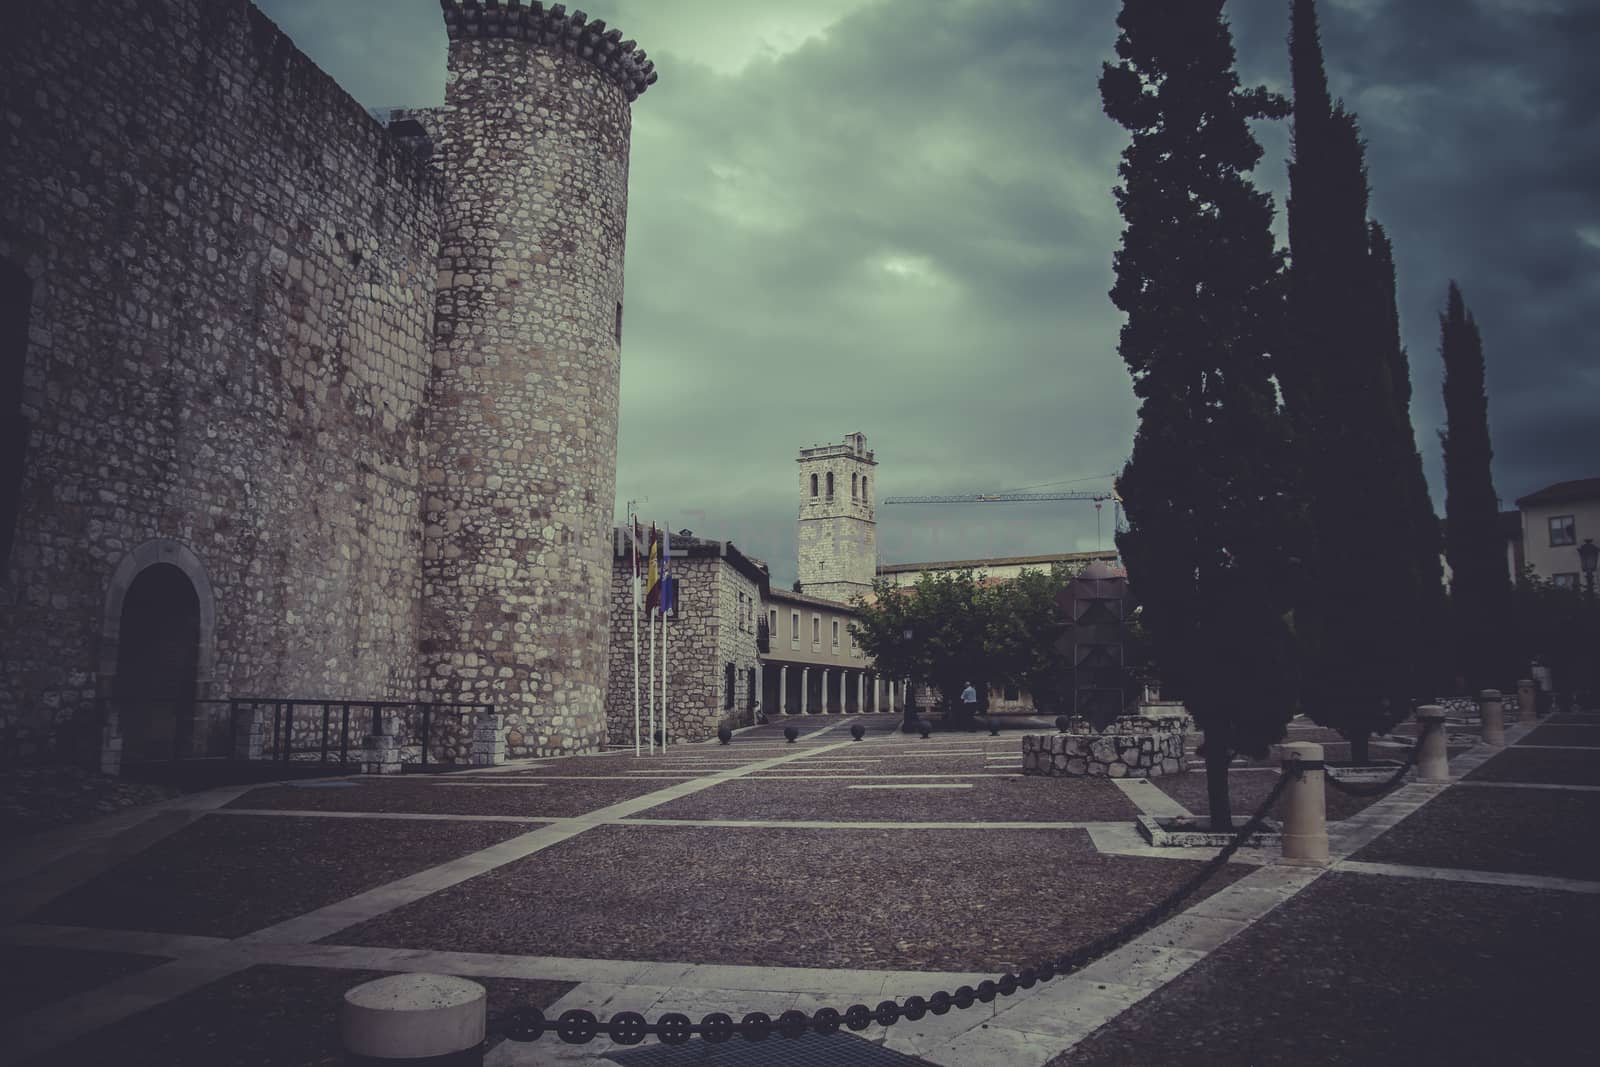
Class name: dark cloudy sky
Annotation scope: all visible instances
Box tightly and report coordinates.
[256,0,1598,589]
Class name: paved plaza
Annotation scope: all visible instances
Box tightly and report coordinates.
[1,710,1595,1066]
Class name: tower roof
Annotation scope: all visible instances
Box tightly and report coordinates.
[440,1,658,102]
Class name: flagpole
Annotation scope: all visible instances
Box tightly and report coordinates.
[661,577,670,750]
[629,508,640,758]
[648,605,657,755]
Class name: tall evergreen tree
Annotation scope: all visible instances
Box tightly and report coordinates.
[1439,282,1511,688]
[1102,0,1303,830]
[1281,0,1442,761]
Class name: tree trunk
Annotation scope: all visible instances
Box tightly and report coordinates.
[1348,730,1370,765]
[1205,744,1233,833]
[901,704,919,734]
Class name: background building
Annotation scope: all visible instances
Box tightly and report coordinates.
[1514,477,1600,588]
[796,432,877,604]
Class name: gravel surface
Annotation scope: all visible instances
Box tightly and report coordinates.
[1150,769,1388,822]
[1,765,178,840]
[30,965,573,1067]
[1350,787,1600,881]
[31,814,533,937]
[1516,725,1600,747]
[640,776,1139,822]
[330,823,1249,972]
[0,944,171,1021]
[1463,747,1600,785]
[226,777,671,816]
[1050,872,1592,1067]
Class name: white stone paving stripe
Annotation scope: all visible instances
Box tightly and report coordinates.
[1333,860,1600,894]
[615,818,1115,831]
[235,729,859,948]
[847,783,974,790]
[1111,778,1194,819]
[1509,743,1600,750]
[1452,780,1600,792]
[211,809,547,824]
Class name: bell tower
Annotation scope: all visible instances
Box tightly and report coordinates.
[796,432,877,603]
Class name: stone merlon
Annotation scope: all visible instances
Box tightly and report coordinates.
[439,0,658,101]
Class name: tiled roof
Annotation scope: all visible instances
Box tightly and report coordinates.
[1516,477,1600,507]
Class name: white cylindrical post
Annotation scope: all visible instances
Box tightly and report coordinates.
[661,602,669,748]
[801,668,809,714]
[341,974,485,1064]
[1479,688,1505,748]
[857,671,865,715]
[1517,679,1537,725]
[822,669,831,713]
[780,666,788,715]
[1416,705,1449,782]
[647,608,656,754]
[1279,741,1329,865]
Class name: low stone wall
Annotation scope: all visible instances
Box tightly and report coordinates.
[1021,728,1186,779]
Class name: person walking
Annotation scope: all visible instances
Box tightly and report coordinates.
[960,681,978,731]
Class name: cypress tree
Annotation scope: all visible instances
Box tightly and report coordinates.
[1282,0,1441,761]
[1102,0,1302,830]
[1439,282,1511,689]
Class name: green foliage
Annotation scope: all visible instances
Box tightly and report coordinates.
[1440,282,1513,687]
[850,565,1076,716]
[1280,0,1449,756]
[1509,567,1587,693]
[1101,0,1304,825]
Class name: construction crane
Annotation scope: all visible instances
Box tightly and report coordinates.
[883,486,1128,543]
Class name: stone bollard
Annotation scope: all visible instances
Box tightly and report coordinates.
[1415,705,1450,782]
[341,973,485,1064]
[1478,689,1505,748]
[469,712,504,768]
[362,710,403,775]
[231,705,265,761]
[1517,679,1537,725]
[1279,741,1329,865]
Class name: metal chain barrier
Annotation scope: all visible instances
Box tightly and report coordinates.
[1322,717,1440,798]
[488,771,1293,1048]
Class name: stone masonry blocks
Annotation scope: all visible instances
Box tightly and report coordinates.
[419,29,637,758]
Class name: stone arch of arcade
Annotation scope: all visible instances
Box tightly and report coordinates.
[99,539,218,763]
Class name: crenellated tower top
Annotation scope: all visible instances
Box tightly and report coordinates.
[439,0,658,101]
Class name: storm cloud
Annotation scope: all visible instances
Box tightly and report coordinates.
[257,0,1598,587]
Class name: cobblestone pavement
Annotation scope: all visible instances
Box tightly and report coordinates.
[0,711,1591,1066]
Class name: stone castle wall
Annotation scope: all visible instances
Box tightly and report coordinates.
[603,545,762,747]
[419,13,637,758]
[0,0,441,735]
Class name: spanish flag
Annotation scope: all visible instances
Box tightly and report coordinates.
[644,524,662,611]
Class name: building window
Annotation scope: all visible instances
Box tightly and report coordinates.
[747,667,757,711]
[812,616,820,643]
[1549,515,1576,547]
[771,609,778,634]
[832,619,839,648]
[1552,573,1579,590]
[826,472,834,499]
[851,472,858,498]
[810,473,818,498]
[725,663,736,709]
[792,611,800,638]
[861,476,868,502]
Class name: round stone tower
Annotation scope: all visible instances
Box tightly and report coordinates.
[422,1,656,757]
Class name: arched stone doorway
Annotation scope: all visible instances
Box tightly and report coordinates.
[100,540,217,766]
[114,563,199,761]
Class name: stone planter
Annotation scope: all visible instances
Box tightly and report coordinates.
[1021,726,1187,779]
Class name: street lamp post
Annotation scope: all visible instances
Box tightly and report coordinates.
[1579,538,1598,709]
[901,627,919,733]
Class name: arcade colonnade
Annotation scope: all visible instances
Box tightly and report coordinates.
[761,664,912,715]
